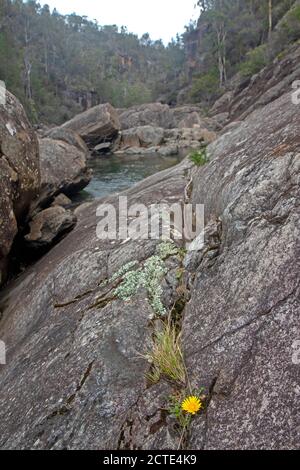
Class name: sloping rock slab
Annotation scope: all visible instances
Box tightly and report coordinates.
[0,160,192,450]
[185,91,300,450]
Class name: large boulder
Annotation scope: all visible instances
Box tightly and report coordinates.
[0,90,40,284]
[172,105,203,126]
[178,111,202,129]
[37,138,92,207]
[172,105,221,132]
[119,128,141,149]
[119,126,164,149]
[210,91,234,116]
[61,103,120,148]
[180,127,217,145]
[136,125,164,147]
[51,193,72,208]
[157,144,179,156]
[119,103,221,134]
[0,91,299,450]
[118,103,175,130]
[44,127,90,158]
[25,206,76,250]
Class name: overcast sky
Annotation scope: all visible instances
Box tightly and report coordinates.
[41,0,199,44]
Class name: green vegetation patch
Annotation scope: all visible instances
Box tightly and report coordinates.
[190,68,220,103]
[239,44,269,78]
[189,148,209,167]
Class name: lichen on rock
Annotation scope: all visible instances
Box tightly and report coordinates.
[112,241,182,316]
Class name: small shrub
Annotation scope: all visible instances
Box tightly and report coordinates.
[189,148,208,166]
[290,4,300,22]
[280,5,300,42]
[190,69,220,103]
[239,44,268,78]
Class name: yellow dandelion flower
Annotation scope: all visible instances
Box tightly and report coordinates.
[181,396,202,415]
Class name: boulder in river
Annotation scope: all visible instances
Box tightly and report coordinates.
[0,90,40,284]
[137,125,164,147]
[180,127,217,145]
[61,103,120,149]
[119,125,164,150]
[119,128,141,149]
[118,103,221,133]
[118,103,175,130]
[157,144,179,156]
[37,137,92,208]
[178,111,203,129]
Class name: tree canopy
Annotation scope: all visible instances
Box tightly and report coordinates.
[0,0,185,123]
[0,0,299,123]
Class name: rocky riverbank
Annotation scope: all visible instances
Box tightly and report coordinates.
[0,38,300,448]
[0,86,299,449]
[1,91,218,283]
[42,101,219,158]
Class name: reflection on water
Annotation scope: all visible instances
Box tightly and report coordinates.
[82,153,184,200]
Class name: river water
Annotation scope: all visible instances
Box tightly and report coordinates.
[80,153,184,200]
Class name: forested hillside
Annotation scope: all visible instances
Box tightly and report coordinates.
[184,0,300,104]
[1,0,300,124]
[0,0,185,123]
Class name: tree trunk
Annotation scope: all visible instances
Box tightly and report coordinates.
[24,56,32,100]
[44,41,49,77]
[268,0,273,39]
[217,29,227,87]
[23,18,32,100]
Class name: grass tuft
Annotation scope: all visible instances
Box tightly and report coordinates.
[144,319,186,384]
